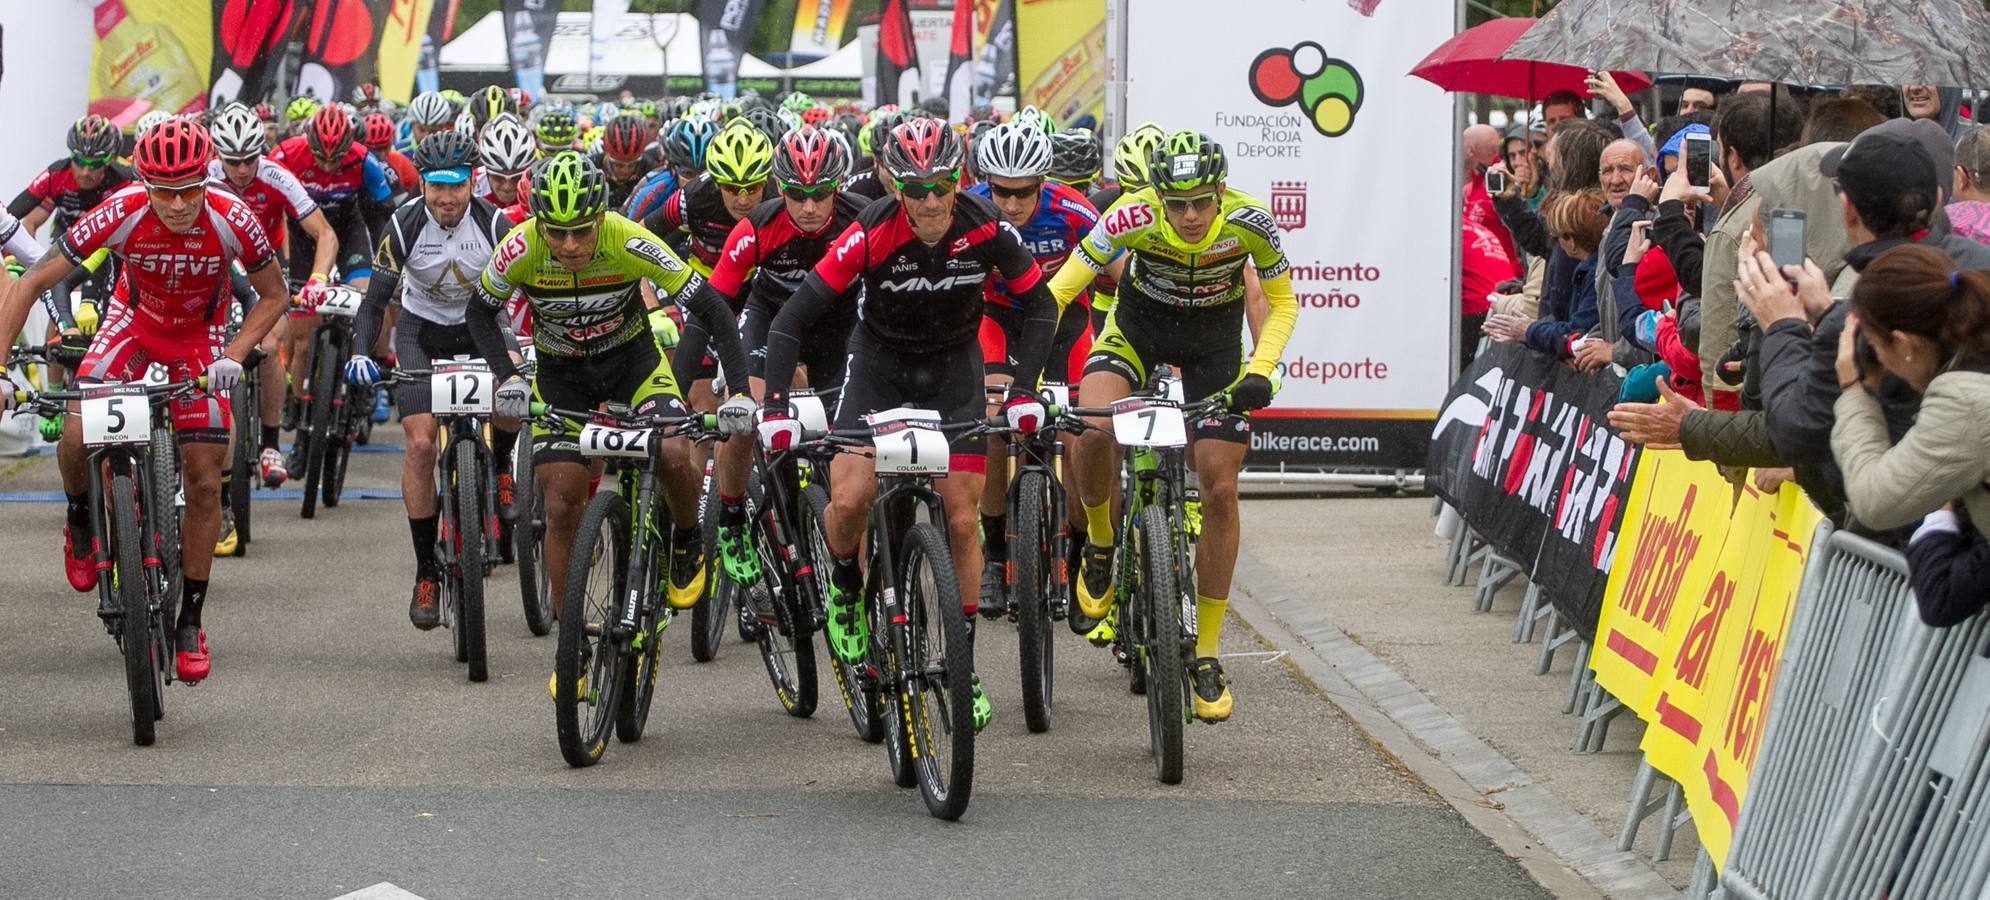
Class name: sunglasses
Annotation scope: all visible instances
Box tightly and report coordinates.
[1159,192,1218,215]
[539,219,598,239]
[146,181,208,202]
[987,180,1041,201]
[895,176,958,200]
[716,179,766,195]
[779,182,837,202]
[220,155,260,167]
[71,154,113,169]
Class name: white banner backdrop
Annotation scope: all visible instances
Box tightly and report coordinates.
[1125,0,1454,469]
[0,2,93,230]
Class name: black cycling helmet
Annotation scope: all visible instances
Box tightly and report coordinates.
[411,130,478,174]
[1149,130,1228,192]
[67,114,122,161]
[740,106,790,143]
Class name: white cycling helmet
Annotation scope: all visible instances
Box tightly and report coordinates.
[134,110,174,137]
[478,112,535,175]
[409,91,455,127]
[975,122,1053,179]
[210,104,267,157]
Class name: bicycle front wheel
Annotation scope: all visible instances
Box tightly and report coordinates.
[1134,505,1185,785]
[111,474,159,746]
[455,439,488,683]
[805,484,881,742]
[228,380,255,549]
[555,489,630,767]
[752,510,817,718]
[299,335,336,519]
[614,511,664,744]
[690,473,730,662]
[899,522,974,820]
[512,431,552,636]
[148,426,182,598]
[1012,471,1055,734]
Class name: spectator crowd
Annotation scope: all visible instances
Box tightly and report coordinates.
[1456,80,1990,627]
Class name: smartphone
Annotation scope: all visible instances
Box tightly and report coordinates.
[1684,132,1713,191]
[1768,208,1806,281]
[1483,167,1507,195]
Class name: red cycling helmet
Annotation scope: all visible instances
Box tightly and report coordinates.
[133,118,214,183]
[254,102,278,123]
[881,117,963,182]
[771,125,851,187]
[601,116,651,162]
[800,106,832,127]
[361,112,396,150]
[306,106,356,159]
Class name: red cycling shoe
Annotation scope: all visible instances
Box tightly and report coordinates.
[63,526,99,593]
[175,626,210,683]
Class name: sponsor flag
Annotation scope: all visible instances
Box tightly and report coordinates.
[92,0,215,118]
[294,0,393,103]
[208,0,301,108]
[1013,0,1104,124]
[875,0,920,106]
[698,0,765,99]
[374,0,433,103]
[414,0,458,95]
[943,0,973,119]
[971,0,1015,109]
[500,0,559,100]
[787,0,853,63]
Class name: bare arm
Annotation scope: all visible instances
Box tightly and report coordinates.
[0,251,76,349]
[300,209,340,283]
[226,262,292,362]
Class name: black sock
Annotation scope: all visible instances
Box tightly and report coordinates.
[720,495,746,527]
[491,427,518,465]
[260,425,280,450]
[410,515,440,570]
[179,579,208,630]
[830,548,861,592]
[65,493,92,531]
[673,525,700,551]
[981,513,1006,561]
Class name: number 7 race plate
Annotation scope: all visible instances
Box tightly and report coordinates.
[1109,397,1187,448]
[79,383,152,447]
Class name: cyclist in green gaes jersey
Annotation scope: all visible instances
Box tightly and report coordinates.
[1046,131,1297,722]
[462,153,756,691]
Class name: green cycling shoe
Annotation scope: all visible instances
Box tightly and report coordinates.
[970,673,991,732]
[717,521,762,584]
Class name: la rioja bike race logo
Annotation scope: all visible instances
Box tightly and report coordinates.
[1247,42,1364,138]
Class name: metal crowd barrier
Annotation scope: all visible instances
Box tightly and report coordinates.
[1718,525,1990,900]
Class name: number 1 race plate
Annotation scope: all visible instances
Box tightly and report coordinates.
[79,383,151,447]
[866,407,947,475]
[430,361,494,416]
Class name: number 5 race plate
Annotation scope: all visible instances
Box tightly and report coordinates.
[79,383,151,447]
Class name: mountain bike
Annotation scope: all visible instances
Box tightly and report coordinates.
[992,383,1075,734]
[799,408,998,820]
[542,402,717,767]
[395,360,504,682]
[1060,385,1234,785]
[295,285,367,519]
[12,379,211,745]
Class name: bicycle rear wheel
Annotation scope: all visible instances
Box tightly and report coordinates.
[555,489,629,767]
[322,384,356,508]
[899,522,974,820]
[1012,471,1055,734]
[512,431,552,636]
[804,484,881,742]
[455,439,489,683]
[1134,505,1185,785]
[111,474,159,746]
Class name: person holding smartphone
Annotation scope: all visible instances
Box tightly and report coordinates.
[1463,123,1520,272]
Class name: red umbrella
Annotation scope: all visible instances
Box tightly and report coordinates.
[1411,17,1652,99]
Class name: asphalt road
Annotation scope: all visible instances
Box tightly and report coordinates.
[0,425,1552,900]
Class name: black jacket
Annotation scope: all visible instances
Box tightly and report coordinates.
[1907,521,1990,628]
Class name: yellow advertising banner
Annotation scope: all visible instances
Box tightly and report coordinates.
[1589,450,1735,719]
[376,0,436,104]
[90,0,214,118]
[1014,0,1104,125]
[1688,484,1823,866]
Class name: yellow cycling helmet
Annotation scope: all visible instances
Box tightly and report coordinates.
[705,119,774,185]
[285,95,322,124]
[1112,123,1167,190]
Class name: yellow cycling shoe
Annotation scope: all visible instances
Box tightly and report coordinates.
[213,512,240,558]
[1073,542,1116,620]
[1190,657,1233,722]
[666,539,709,610]
[549,670,589,701]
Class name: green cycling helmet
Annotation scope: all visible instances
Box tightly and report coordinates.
[1112,123,1167,190]
[535,104,579,149]
[285,96,322,124]
[528,151,608,225]
[781,91,814,113]
[1149,130,1227,192]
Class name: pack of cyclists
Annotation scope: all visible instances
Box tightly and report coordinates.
[0,86,1295,802]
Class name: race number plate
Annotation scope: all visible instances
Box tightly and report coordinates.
[577,422,652,458]
[79,383,151,447]
[315,286,364,318]
[791,390,830,432]
[866,407,947,475]
[1110,397,1187,448]
[430,361,494,415]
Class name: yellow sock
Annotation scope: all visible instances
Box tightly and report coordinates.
[1084,499,1114,547]
[1195,595,1227,658]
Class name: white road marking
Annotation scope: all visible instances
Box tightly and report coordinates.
[332,884,426,900]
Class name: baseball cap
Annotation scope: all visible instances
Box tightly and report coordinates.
[1820,119,1945,219]
[423,165,472,184]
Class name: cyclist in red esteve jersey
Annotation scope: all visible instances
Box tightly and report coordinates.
[0,120,294,684]
[209,103,342,487]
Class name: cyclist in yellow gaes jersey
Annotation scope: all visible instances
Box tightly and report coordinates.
[1044,131,1297,722]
